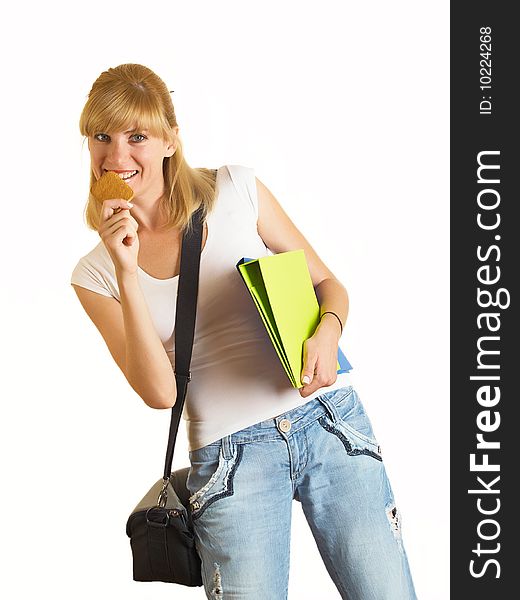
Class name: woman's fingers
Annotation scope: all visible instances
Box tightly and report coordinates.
[104,218,137,244]
[96,199,140,275]
[98,198,139,247]
[99,199,138,238]
[101,199,134,223]
[299,334,338,397]
[111,210,139,231]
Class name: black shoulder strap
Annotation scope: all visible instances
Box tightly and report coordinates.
[162,204,205,480]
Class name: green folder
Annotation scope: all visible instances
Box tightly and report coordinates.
[236,249,352,388]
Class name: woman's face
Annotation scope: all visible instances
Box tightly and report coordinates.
[88,125,177,200]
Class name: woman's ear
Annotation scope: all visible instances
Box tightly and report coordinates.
[165,141,176,157]
[165,127,179,157]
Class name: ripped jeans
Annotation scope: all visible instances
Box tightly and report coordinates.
[186,386,417,599]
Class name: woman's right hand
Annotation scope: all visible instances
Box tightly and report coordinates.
[98,199,140,275]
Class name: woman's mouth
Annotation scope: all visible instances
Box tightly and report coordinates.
[104,169,139,181]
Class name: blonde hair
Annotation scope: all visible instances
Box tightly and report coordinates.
[79,63,218,234]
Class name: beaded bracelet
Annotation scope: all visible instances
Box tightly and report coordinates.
[320,311,343,335]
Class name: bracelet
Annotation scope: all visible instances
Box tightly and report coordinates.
[320,311,343,335]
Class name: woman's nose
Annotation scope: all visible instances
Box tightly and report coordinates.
[107,140,130,165]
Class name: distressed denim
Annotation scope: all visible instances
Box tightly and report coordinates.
[187,386,418,599]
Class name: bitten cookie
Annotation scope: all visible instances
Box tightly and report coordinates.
[91,171,134,202]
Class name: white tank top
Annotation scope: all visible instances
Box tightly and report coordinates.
[71,164,353,450]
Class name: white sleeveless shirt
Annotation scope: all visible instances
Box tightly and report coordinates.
[71,164,353,450]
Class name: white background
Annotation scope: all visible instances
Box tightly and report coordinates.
[0,1,449,598]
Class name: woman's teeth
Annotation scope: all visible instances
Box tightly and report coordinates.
[105,170,138,180]
[119,170,138,180]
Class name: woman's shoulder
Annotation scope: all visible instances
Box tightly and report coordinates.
[198,163,254,179]
[215,165,258,220]
[194,164,257,220]
[220,164,255,179]
[217,164,256,194]
[73,239,112,269]
[70,240,118,299]
[195,164,253,191]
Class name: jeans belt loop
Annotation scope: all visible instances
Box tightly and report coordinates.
[317,394,341,424]
[221,434,234,460]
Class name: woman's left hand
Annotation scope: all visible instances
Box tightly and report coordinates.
[299,319,341,398]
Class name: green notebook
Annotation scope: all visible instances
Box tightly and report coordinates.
[236,249,352,388]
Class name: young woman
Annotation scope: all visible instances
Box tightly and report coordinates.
[71,63,417,599]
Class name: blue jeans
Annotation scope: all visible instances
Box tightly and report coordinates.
[187,386,417,599]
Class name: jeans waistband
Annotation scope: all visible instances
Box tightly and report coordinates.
[224,385,354,446]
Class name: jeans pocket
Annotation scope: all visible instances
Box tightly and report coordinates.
[187,440,243,521]
[319,388,383,462]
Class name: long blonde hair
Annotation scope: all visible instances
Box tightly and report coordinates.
[79,63,218,234]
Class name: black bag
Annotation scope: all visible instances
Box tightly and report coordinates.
[126,205,205,586]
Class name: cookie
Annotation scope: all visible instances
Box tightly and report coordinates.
[91,170,135,202]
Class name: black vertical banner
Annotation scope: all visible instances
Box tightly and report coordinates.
[451,3,517,597]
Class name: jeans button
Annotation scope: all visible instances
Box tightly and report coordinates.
[278,418,292,433]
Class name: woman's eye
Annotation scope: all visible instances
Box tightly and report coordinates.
[92,133,147,142]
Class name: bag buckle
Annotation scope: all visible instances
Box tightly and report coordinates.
[157,477,170,508]
[174,371,191,383]
[146,506,169,527]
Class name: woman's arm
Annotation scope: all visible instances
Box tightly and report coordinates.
[72,273,177,409]
[117,272,178,407]
[256,176,349,397]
